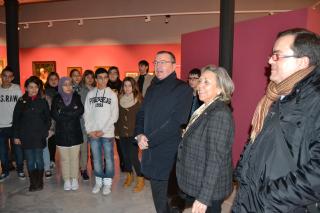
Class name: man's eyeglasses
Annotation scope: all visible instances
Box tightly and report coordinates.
[153,60,173,66]
[268,53,298,61]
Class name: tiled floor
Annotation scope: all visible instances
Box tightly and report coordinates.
[0,146,234,213]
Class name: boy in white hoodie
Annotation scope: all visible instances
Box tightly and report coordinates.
[84,68,119,195]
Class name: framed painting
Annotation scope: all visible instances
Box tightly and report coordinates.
[67,67,82,76]
[32,61,56,83]
[125,72,139,78]
[94,66,110,71]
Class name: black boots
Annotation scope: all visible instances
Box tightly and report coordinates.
[28,170,37,192]
[37,170,44,190]
[28,170,44,192]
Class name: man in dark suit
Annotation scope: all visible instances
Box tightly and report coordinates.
[135,51,193,213]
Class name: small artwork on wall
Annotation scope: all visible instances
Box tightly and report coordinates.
[125,72,139,78]
[67,67,82,76]
[94,66,110,71]
[32,61,56,84]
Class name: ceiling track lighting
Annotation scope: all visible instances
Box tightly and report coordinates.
[1,9,304,27]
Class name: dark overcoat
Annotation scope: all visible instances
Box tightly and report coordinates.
[51,93,84,147]
[135,72,193,180]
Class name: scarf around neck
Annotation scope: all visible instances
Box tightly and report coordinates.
[250,65,315,142]
[120,93,137,108]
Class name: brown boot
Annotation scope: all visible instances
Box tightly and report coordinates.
[133,176,144,192]
[123,172,133,188]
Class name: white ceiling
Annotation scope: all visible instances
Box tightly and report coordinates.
[0,0,319,47]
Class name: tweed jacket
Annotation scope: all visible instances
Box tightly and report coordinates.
[135,74,154,97]
[176,99,234,206]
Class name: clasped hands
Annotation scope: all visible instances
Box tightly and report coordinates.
[88,130,104,139]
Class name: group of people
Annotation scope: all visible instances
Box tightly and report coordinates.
[0,60,154,195]
[0,27,320,213]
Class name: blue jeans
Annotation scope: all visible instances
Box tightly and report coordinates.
[90,137,114,178]
[24,149,44,171]
[43,141,50,171]
[0,127,24,174]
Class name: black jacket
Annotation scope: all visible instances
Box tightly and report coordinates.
[13,94,51,149]
[135,72,193,180]
[233,66,320,212]
[176,100,234,206]
[51,93,84,147]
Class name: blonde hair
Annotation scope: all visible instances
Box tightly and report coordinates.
[201,65,234,103]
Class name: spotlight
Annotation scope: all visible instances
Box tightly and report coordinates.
[78,19,84,26]
[144,16,151,23]
[48,21,53,27]
[164,15,171,24]
[23,23,29,29]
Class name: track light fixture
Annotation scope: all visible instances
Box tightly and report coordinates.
[144,16,151,23]
[78,19,84,26]
[48,21,53,27]
[164,15,171,24]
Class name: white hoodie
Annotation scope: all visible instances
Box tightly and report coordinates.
[84,87,119,138]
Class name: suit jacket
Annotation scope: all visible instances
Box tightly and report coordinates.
[135,74,154,97]
[176,99,234,206]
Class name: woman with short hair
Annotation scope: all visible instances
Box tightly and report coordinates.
[176,65,235,213]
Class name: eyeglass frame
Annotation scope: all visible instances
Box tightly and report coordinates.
[268,53,298,61]
[153,60,174,66]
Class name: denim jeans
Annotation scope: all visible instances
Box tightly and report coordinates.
[43,141,50,171]
[90,137,114,178]
[24,149,44,171]
[0,127,24,174]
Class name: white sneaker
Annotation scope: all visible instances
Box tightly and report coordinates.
[64,179,72,191]
[102,178,112,195]
[102,185,111,195]
[92,177,102,194]
[71,178,79,190]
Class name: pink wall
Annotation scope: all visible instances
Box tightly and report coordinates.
[19,44,181,86]
[181,8,312,164]
[307,8,320,34]
[0,45,6,63]
[181,27,219,80]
